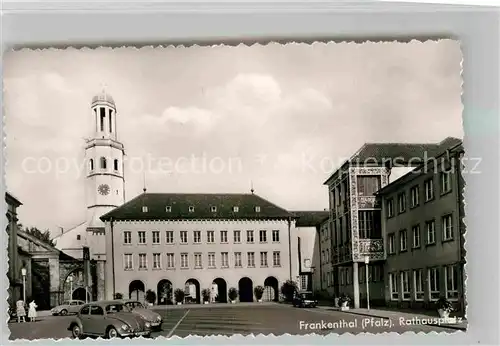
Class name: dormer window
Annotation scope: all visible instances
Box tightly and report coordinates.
[211,206,217,212]
[166,206,172,212]
[189,206,195,213]
[255,206,261,212]
[142,206,148,213]
[233,206,239,212]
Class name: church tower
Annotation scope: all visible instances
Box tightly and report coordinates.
[84,89,125,260]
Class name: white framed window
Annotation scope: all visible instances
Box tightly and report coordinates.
[165,206,172,212]
[180,231,188,244]
[193,231,201,243]
[165,231,174,244]
[387,233,395,254]
[207,230,215,243]
[188,206,195,212]
[166,253,175,268]
[428,267,440,301]
[259,230,267,243]
[247,252,255,267]
[152,231,160,244]
[152,253,161,269]
[401,271,410,301]
[414,269,424,301]
[211,206,217,212]
[410,185,419,207]
[398,193,406,213]
[246,230,254,243]
[272,230,280,242]
[440,172,451,194]
[442,214,453,240]
[260,251,268,267]
[233,230,241,243]
[208,253,216,268]
[123,231,131,244]
[138,231,146,244]
[194,253,202,268]
[234,252,242,267]
[233,206,239,212]
[138,253,147,270]
[301,275,307,290]
[412,225,421,248]
[426,220,436,244]
[273,251,281,267]
[221,252,229,267]
[142,206,148,213]
[445,265,459,300]
[220,230,228,243]
[399,229,407,252]
[424,178,434,201]
[387,199,394,218]
[180,253,189,268]
[255,206,261,212]
[389,272,399,300]
[124,254,133,270]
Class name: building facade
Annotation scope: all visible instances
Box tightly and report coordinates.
[101,193,299,304]
[377,140,465,313]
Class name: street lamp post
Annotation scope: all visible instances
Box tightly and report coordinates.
[69,275,74,300]
[364,256,370,310]
[310,266,316,293]
[21,268,27,304]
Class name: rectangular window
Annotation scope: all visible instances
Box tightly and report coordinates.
[386,199,394,218]
[233,230,241,243]
[166,253,174,268]
[165,231,174,244]
[399,229,407,252]
[425,178,434,201]
[272,230,280,242]
[401,271,410,300]
[208,253,216,268]
[207,231,215,243]
[247,252,255,267]
[180,231,188,244]
[221,252,229,267]
[358,210,381,238]
[388,233,395,254]
[153,253,161,269]
[180,253,188,268]
[138,231,146,244]
[123,231,131,244]
[138,254,147,270]
[193,231,201,243]
[124,254,133,270]
[273,251,281,267]
[428,267,440,301]
[99,107,105,131]
[410,185,419,208]
[220,231,228,243]
[152,231,160,244]
[389,273,399,300]
[442,214,453,240]
[194,253,202,268]
[301,275,307,290]
[440,172,451,194]
[247,230,254,243]
[414,269,424,301]
[260,251,268,267]
[398,193,406,213]
[445,265,459,300]
[234,252,242,267]
[412,225,421,248]
[259,230,267,243]
[356,175,381,196]
[426,220,436,244]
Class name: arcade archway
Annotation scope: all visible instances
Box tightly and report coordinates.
[264,276,279,302]
[212,278,227,303]
[72,287,91,302]
[129,280,145,301]
[238,277,253,302]
[157,279,173,305]
[185,279,201,304]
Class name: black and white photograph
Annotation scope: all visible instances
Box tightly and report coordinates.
[4,40,467,340]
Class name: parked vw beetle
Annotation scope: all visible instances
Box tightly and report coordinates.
[51,300,86,316]
[293,291,318,308]
[68,300,152,339]
[120,300,163,330]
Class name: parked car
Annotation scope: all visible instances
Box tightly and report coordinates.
[51,300,86,316]
[120,300,163,330]
[293,291,318,308]
[67,300,152,339]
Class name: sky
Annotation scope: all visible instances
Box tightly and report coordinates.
[4,40,464,234]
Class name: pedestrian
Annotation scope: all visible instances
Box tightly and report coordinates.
[28,300,38,322]
[16,300,26,323]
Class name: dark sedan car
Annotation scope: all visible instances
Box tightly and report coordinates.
[293,291,318,308]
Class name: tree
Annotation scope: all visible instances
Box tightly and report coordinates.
[280,280,298,303]
[254,285,265,300]
[114,293,124,300]
[17,223,56,247]
[145,289,156,304]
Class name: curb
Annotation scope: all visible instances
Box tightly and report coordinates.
[340,311,467,331]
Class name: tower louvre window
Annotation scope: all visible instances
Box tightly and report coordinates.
[114,159,118,171]
[189,206,195,212]
[100,157,107,169]
[109,109,113,133]
[100,108,106,131]
[89,159,94,171]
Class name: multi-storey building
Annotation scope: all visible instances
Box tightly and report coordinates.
[323,138,460,308]
[376,139,465,313]
[100,193,299,304]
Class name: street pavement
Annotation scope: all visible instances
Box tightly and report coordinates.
[7,303,462,340]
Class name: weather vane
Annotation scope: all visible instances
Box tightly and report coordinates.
[99,82,108,94]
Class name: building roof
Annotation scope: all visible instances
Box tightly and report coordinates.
[323,137,462,185]
[376,139,464,196]
[293,211,329,227]
[5,192,22,207]
[91,90,115,107]
[100,193,295,222]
